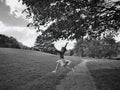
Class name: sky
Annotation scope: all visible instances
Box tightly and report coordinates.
[0,0,39,47]
[0,0,120,50]
[0,0,76,49]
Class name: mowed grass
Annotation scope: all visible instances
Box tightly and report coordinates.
[0,48,82,90]
[86,60,120,90]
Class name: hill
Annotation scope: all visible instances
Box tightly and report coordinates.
[0,48,82,90]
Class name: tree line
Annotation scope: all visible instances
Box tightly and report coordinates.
[0,34,29,49]
[74,35,120,59]
[34,34,120,59]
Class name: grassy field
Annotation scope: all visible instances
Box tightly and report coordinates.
[0,48,82,90]
[86,60,120,90]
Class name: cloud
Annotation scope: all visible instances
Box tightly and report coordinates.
[0,21,39,47]
[5,0,26,18]
[0,0,28,26]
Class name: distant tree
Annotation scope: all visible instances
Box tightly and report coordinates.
[9,37,20,48]
[34,35,56,54]
[20,0,120,41]
[0,34,20,48]
[18,42,30,49]
[74,38,88,57]
[0,34,29,49]
[70,50,74,56]
[74,35,118,58]
[101,35,118,58]
[117,41,120,54]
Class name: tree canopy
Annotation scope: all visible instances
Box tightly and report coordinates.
[20,0,120,40]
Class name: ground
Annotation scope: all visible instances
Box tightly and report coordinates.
[86,59,120,90]
[56,60,97,90]
[0,48,82,90]
[56,58,120,90]
[0,48,120,90]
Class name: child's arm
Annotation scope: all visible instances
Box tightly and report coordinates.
[64,42,68,48]
[62,42,68,53]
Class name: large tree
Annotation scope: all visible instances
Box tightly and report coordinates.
[20,0,120,41]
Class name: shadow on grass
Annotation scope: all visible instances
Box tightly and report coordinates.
[89,68,120,90]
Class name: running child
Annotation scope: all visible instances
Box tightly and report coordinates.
[52,42,74,73]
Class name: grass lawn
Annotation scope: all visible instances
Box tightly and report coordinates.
[0,48,82,90]
[86,61,120,90]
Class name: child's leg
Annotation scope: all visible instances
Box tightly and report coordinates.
[64,60,74,72]
[52,63,60,73]
[64,65,74,72]
[65,66,71,70]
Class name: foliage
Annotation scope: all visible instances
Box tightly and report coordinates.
[74,35,118,58]
[117,41,120,53]
[0,34,29,49]
[70,50,74,56]
[20,0,120,41]
[0,34,20,48]
[34,35,56,54]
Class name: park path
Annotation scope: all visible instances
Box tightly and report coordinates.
[56,59,97,90]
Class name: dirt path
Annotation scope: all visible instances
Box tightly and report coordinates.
[56,59,97,90]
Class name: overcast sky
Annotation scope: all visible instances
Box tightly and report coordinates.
[0,0,40,47]
[0,0,76,49]
[0,0,120,49]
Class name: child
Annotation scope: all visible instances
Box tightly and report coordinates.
[52,42,74,73]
